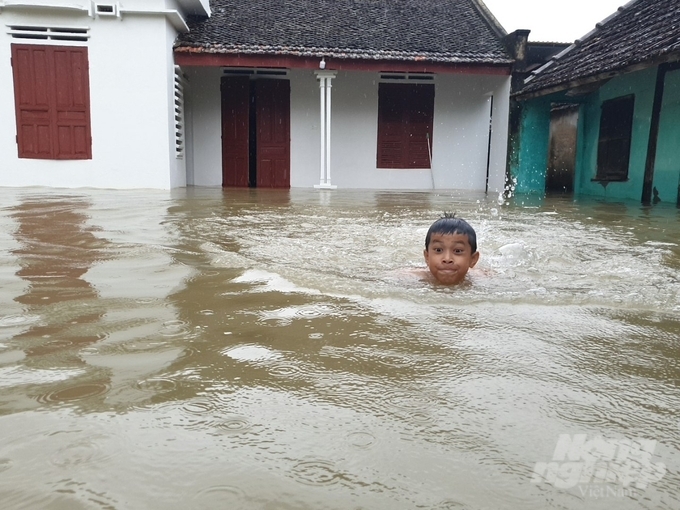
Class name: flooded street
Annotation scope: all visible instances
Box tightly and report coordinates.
[0,186,679,509]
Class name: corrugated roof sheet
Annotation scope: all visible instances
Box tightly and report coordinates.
[174,0,513,65]
[520,0,680,96]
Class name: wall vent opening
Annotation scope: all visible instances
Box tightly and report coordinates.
[8,25,89,42]
[223,68,289,77]
[95,3,119,17]
[380,73,435,82]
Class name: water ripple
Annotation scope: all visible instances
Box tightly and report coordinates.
[50,438,113,467]
[290,459,343,486]
[159,320,191,337]
[181,400,215,415]
[136,377,177,393]
[268,363,303,378]
[214,416,252,434]
[193,485,248,509]
[383,390,436,412]
[346,431,376,449]
[37,383,110,404]
[0,314,40,328]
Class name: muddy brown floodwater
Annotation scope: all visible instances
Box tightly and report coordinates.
[0,186,679,509]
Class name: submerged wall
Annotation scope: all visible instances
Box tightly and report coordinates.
[510,97,551,194]
[575,67,656,201]
[514,64,680,204]
[186,68,511,191]
[0,4,183,189]
[652,68,680,205]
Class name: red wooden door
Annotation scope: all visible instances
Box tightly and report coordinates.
[255,80,290,188]
[221,76,250,187]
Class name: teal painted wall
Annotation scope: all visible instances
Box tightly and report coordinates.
[575,67,656,201]
[512,97,551,194]
[514,64,680,203]
[652,69,680,204]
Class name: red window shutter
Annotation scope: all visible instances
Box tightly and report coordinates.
[405,84,434,169]
[53,47,92,159]
[377,83,405,168]
[12,44,92,160]
[12,45,53,158]
[377,83,434,169]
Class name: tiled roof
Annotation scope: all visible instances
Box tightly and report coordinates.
[175,0,513,65]
[520,0,680,96]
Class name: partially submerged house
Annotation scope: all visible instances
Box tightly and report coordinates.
[0,0,211,189]
[512,0,680,204]
[1,0,515,191]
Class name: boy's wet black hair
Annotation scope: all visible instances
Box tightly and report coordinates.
[425,213,477,253]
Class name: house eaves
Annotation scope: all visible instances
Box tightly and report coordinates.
[175,0,514,67]
[515,0,680,99]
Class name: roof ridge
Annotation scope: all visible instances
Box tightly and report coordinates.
[470,0,508,39]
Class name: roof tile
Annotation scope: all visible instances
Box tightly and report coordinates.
[520,0,680,95]
[175,0,513,64]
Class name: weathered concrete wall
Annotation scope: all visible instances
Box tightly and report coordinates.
[512,97,551,194]
[652,69,680,205]
[187,69,511,191]
[576,67,656,201]
[514,65,680,204]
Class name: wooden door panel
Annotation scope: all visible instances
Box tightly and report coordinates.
[255,80,290,188]
[221,76,250,187]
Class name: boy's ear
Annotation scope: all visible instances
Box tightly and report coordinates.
[423,248,429,263]
[470,251,480,268]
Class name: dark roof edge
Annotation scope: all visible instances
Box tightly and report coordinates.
[174,44,514,64]
[513,50,680,100]
[470,0,508,40]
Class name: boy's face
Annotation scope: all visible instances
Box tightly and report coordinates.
[423,233,479,285]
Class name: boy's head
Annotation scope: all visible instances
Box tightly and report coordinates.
[423,214,479,285]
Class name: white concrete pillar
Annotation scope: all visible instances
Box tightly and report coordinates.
[318,76,326,185]
[314,70,337,189]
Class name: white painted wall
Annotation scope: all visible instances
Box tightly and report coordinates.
[433,73,511,193]
[0,3,186,189]
[187,68,511,191]
[184,67,223,187]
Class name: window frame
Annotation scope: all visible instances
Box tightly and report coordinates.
[11,43,92,160]
[595,94,635,182]
[376,82,435,169]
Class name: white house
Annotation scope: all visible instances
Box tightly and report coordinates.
[0,0,208,189]
[1,0,514,191]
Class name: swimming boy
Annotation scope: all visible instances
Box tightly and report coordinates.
[420,213,479,285]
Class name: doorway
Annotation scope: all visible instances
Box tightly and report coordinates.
[221,76,290,188]
[546,103,579,194]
